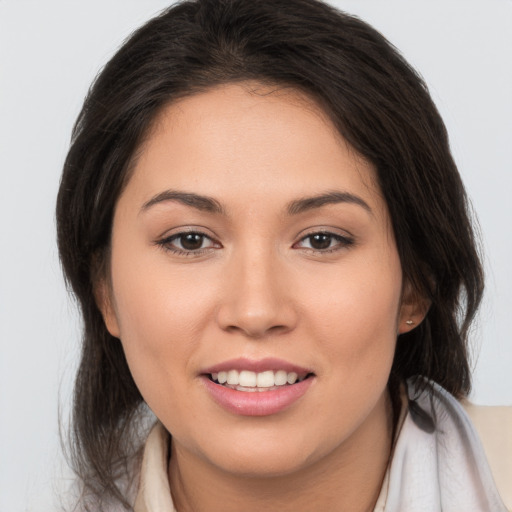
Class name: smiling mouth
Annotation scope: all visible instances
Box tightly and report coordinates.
[207,369,314,392]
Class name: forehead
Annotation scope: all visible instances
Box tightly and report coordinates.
[125,82,383,214]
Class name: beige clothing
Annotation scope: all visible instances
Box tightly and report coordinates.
[463,402,512,508]
[134,385,511,512]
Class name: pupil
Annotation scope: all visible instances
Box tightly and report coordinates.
[311,234,331,250]
[181,233,203,250]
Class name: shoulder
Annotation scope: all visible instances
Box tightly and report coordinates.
[377,378,509,511]
[463,401,512,510]
[408,378,511,511]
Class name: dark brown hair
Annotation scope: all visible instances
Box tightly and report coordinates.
[56,0,484,508]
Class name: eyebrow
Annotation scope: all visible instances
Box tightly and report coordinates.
[141,189,372,217]
[287,191,372,216]
[141,190,224,214]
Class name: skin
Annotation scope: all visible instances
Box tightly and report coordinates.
[99,83,425,512]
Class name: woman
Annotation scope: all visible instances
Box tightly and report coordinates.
[56,0,510,510]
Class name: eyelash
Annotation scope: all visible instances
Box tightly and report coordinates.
[156,230,355,257]
[156,230,219,257]
[293,231,355,253]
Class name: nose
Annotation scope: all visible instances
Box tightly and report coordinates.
[215,247,298,339]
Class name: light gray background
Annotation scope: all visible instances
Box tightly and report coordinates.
[1,1,511,510]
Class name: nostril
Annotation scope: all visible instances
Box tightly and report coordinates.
[222,322,291,338]
[215,279,299,338]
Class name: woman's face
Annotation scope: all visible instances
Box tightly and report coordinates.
[101,83,417,477]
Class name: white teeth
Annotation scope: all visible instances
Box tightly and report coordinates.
[274,370,288,386]
[211,369,308,389]
[227,370,239,385]
[257,370,275,387]
[287,372,298,385]
[239,370,257,387]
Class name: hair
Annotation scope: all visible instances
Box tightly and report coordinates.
[56,0,484,509]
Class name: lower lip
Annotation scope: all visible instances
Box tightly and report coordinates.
[201,376,314,416]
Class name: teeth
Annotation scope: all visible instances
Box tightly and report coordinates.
[274,370,288,386]
[211,369,307,389]
[287,372,298,385]
[257,370,274,387]
[239,370,257,387]
[227,370,238,385]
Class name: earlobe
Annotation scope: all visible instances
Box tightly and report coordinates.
[94,278,121,339]
[398,281,431,334]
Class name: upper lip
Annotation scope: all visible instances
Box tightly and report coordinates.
[201,357,313,376]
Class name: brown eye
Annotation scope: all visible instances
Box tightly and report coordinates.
[309,233,333,250]
[159,231,219,254]
[179,233,206,250]
[295,231,354,253]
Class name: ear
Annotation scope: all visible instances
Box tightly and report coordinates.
[94,276,121,339]
[398,280,431,334]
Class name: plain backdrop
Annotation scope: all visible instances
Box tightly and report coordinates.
[1,1,511,510]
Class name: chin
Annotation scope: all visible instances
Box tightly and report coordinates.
[195,428,331,478]
[213,451,312,479]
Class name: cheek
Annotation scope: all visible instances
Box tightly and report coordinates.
[300,259,401,437]
[111,239,218,340]
[108,246,219,411]
[304,251,402,378]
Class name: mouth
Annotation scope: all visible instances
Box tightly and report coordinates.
[201,359,316,416]
[207,369,314,392]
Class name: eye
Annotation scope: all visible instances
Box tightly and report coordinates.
[295,232,354,252]
[157,231,220,255]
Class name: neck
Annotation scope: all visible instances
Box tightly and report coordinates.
[169,391,394,512]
